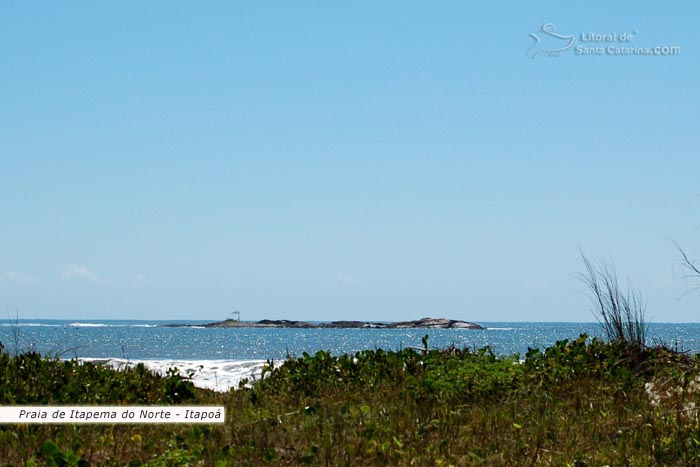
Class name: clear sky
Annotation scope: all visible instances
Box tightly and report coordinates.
[1,2,699,322]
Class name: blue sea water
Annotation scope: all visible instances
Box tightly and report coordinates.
[2,319,700,361]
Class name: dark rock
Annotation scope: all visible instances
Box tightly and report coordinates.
[194,317,484,330]
[387,317,484,330]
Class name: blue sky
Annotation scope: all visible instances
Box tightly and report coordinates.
[1,2,699,322]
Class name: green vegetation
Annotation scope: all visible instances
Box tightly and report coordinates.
[2,335,700,466]
[0,254,695,465]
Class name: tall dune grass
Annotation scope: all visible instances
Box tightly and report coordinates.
[578,254,648,353]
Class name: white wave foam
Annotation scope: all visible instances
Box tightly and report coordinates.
[71,323,162,328]
[78,358,268,392]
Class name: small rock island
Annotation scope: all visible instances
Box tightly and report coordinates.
[196,317,485,330]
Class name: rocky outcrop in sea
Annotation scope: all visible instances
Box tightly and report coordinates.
[190,317,484,330]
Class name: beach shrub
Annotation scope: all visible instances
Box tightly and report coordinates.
[0,345,198,405]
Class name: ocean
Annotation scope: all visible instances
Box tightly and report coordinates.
[2,319,700,392]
